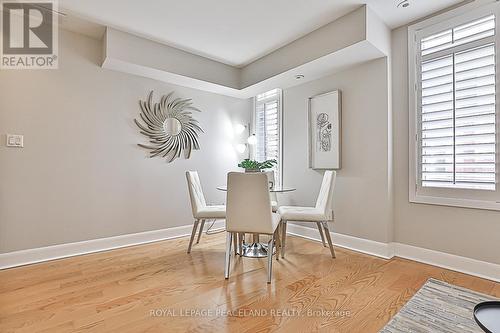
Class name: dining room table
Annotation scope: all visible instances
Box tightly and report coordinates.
[217,184,296,258]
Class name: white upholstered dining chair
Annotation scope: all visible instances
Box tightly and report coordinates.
[265,171,279,212]
[186,171,225,253]
[224,172,281,283]
[277,170,336,258]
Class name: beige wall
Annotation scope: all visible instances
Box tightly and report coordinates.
[391,27,500,265]
[0,30,251,253]
[281,58,393,244]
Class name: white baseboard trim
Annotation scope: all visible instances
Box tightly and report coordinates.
[286,223,393,259]
[0,220,225,270]
[2,221,499,283]
[286,223,500,283]
[393,242,500,283]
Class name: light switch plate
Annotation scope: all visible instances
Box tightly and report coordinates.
[6,134,23,148]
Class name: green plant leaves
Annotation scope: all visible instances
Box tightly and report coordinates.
[238,159,277,170]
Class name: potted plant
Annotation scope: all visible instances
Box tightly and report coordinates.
[238,159,277,173]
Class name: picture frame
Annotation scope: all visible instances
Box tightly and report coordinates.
[308,90,342,170]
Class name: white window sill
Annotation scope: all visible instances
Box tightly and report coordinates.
[410,193,500,211]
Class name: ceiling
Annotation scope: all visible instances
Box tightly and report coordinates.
[60,0,465,67]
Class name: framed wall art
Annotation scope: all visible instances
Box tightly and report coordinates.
[308,90,342,169]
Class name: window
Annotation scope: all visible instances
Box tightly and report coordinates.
[409,2,500,210]
[254,89,283,187]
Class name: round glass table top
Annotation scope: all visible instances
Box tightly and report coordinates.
[216,185,296,193]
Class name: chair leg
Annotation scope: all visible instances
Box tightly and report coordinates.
[224,232,233,279]
[239,233,244,254]
[187,219,199,253]
[316,222,327,247]
[321,221,336,258]
[233,232,238,255]
[281,220,287,258]
[274,227,280,261]
[196,219,206,244]
[267,235,274,284]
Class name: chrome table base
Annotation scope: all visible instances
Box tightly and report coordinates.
[240,242,275,258]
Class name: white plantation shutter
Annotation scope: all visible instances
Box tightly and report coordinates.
[418,14,497,191]
[255,89,282,186]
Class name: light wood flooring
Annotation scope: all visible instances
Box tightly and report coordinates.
[1,232,499,333]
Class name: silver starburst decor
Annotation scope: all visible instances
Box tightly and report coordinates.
[134,91,203,162]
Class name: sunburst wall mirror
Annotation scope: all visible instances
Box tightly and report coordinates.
[134,91,203,162]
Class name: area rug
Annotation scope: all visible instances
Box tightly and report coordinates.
[380,278,498,333]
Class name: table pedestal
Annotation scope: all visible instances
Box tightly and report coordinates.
[241,242,272,258]
[239,234,276,258]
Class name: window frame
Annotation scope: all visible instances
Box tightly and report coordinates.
[252,89,283,187]
[408,1,500,211]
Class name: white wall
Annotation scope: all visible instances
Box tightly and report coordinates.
[392,26,500,265]
[0,30,252,253]
[281,58,393,244]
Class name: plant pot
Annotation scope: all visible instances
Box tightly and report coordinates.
[245,169,261,173]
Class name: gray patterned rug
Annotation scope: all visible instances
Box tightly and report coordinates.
[381,278,498,333]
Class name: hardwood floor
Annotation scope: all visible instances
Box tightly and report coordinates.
[1,232,499,333]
